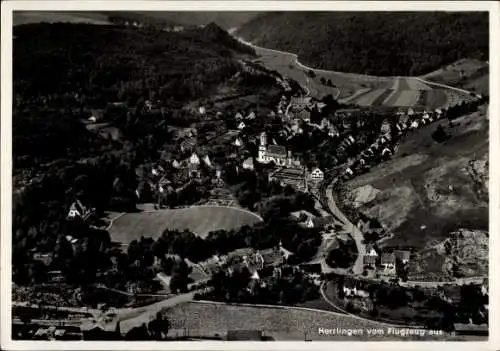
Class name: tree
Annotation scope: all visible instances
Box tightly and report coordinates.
[320,77,326,85]
[327,79,334,87]
[431,124,450,143]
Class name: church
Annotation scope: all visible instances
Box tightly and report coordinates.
[257,132,301,167]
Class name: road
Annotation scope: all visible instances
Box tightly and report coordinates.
[324,179,365,275]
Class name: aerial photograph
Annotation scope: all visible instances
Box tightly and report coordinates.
[8,8,490,343]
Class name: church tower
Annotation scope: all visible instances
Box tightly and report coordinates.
[258,132,267,163]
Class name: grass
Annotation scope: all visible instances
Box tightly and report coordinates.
[163,301,455,340]
[346,108,488,251]
[108,206,263,243]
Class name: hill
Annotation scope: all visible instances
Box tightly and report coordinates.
[236,12,489,76]
[421,59,489,96]
[105,11,261,30]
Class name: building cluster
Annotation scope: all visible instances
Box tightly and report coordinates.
[361,244,411,277]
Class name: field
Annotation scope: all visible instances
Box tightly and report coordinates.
[249,44,462,109]
[164,301,480,341]
[345,107,489,251]
[108,206,263,244]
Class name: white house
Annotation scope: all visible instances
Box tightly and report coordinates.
[152,168,159,176]
[237,121,246,130]
[172,160,180,169]
[189,153,200,165]
[365,244,379,257]
[67,200,89,220]
[242,157,254,170]
[345,167,354,176]
[410,120,419,129]
[198,106,206,115]
[88,116,97,123]
[247,111,256,120]
[235,112,243,120]
[310,168,324,180]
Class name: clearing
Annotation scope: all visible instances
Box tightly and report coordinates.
[108,206,263,244]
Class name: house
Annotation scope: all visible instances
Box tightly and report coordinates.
[304,217,315,228]
[297,110,311,122]
[246,111,256,120]
[237,121,246,130]
[203,155,212,167]
[365,244,379,257]
[410,120,419,129]
[290,96,312,109]
[363,255,377,268]
[380,252,396,274]
[171,160,180,169]
[198,106,206,115]
[33,252,53,266]
[67,199,90,220]
[234,138,243,147]
[395,250,411,265]
[380,120,391,134]
[343,277,369,298]
[242,157,254,170]
[381,147,392,157]
[407,107,415,116]
[235,112,243,120]
[180,137,197,153]
[310,167,324,181]
[189,153,200,165]
[344,167,354,177]
[440,285,462,305]
[88,116,97,123]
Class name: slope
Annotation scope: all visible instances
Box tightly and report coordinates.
[236,12,489,76]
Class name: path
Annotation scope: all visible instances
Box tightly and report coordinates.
[325,179,365,275]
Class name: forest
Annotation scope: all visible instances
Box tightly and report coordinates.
[236,12,489,76]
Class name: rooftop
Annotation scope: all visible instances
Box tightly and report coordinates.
[267,145,287,157]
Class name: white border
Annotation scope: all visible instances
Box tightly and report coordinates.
[1,1,499,350]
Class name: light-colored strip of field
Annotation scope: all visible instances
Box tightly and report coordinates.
[379,76,401,106]
[391,90,421,107]
[338,87,372,104]
[354,89,388,106]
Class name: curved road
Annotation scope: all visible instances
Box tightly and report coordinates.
[325,179,365,275]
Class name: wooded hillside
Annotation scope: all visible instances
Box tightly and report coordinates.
[236,12,489,76]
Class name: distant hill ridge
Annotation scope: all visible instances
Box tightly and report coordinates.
[235,12,489,76]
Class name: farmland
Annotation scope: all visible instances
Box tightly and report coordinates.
[345,107,489,252]
[108,206,263,244]
[246,43,466,110]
